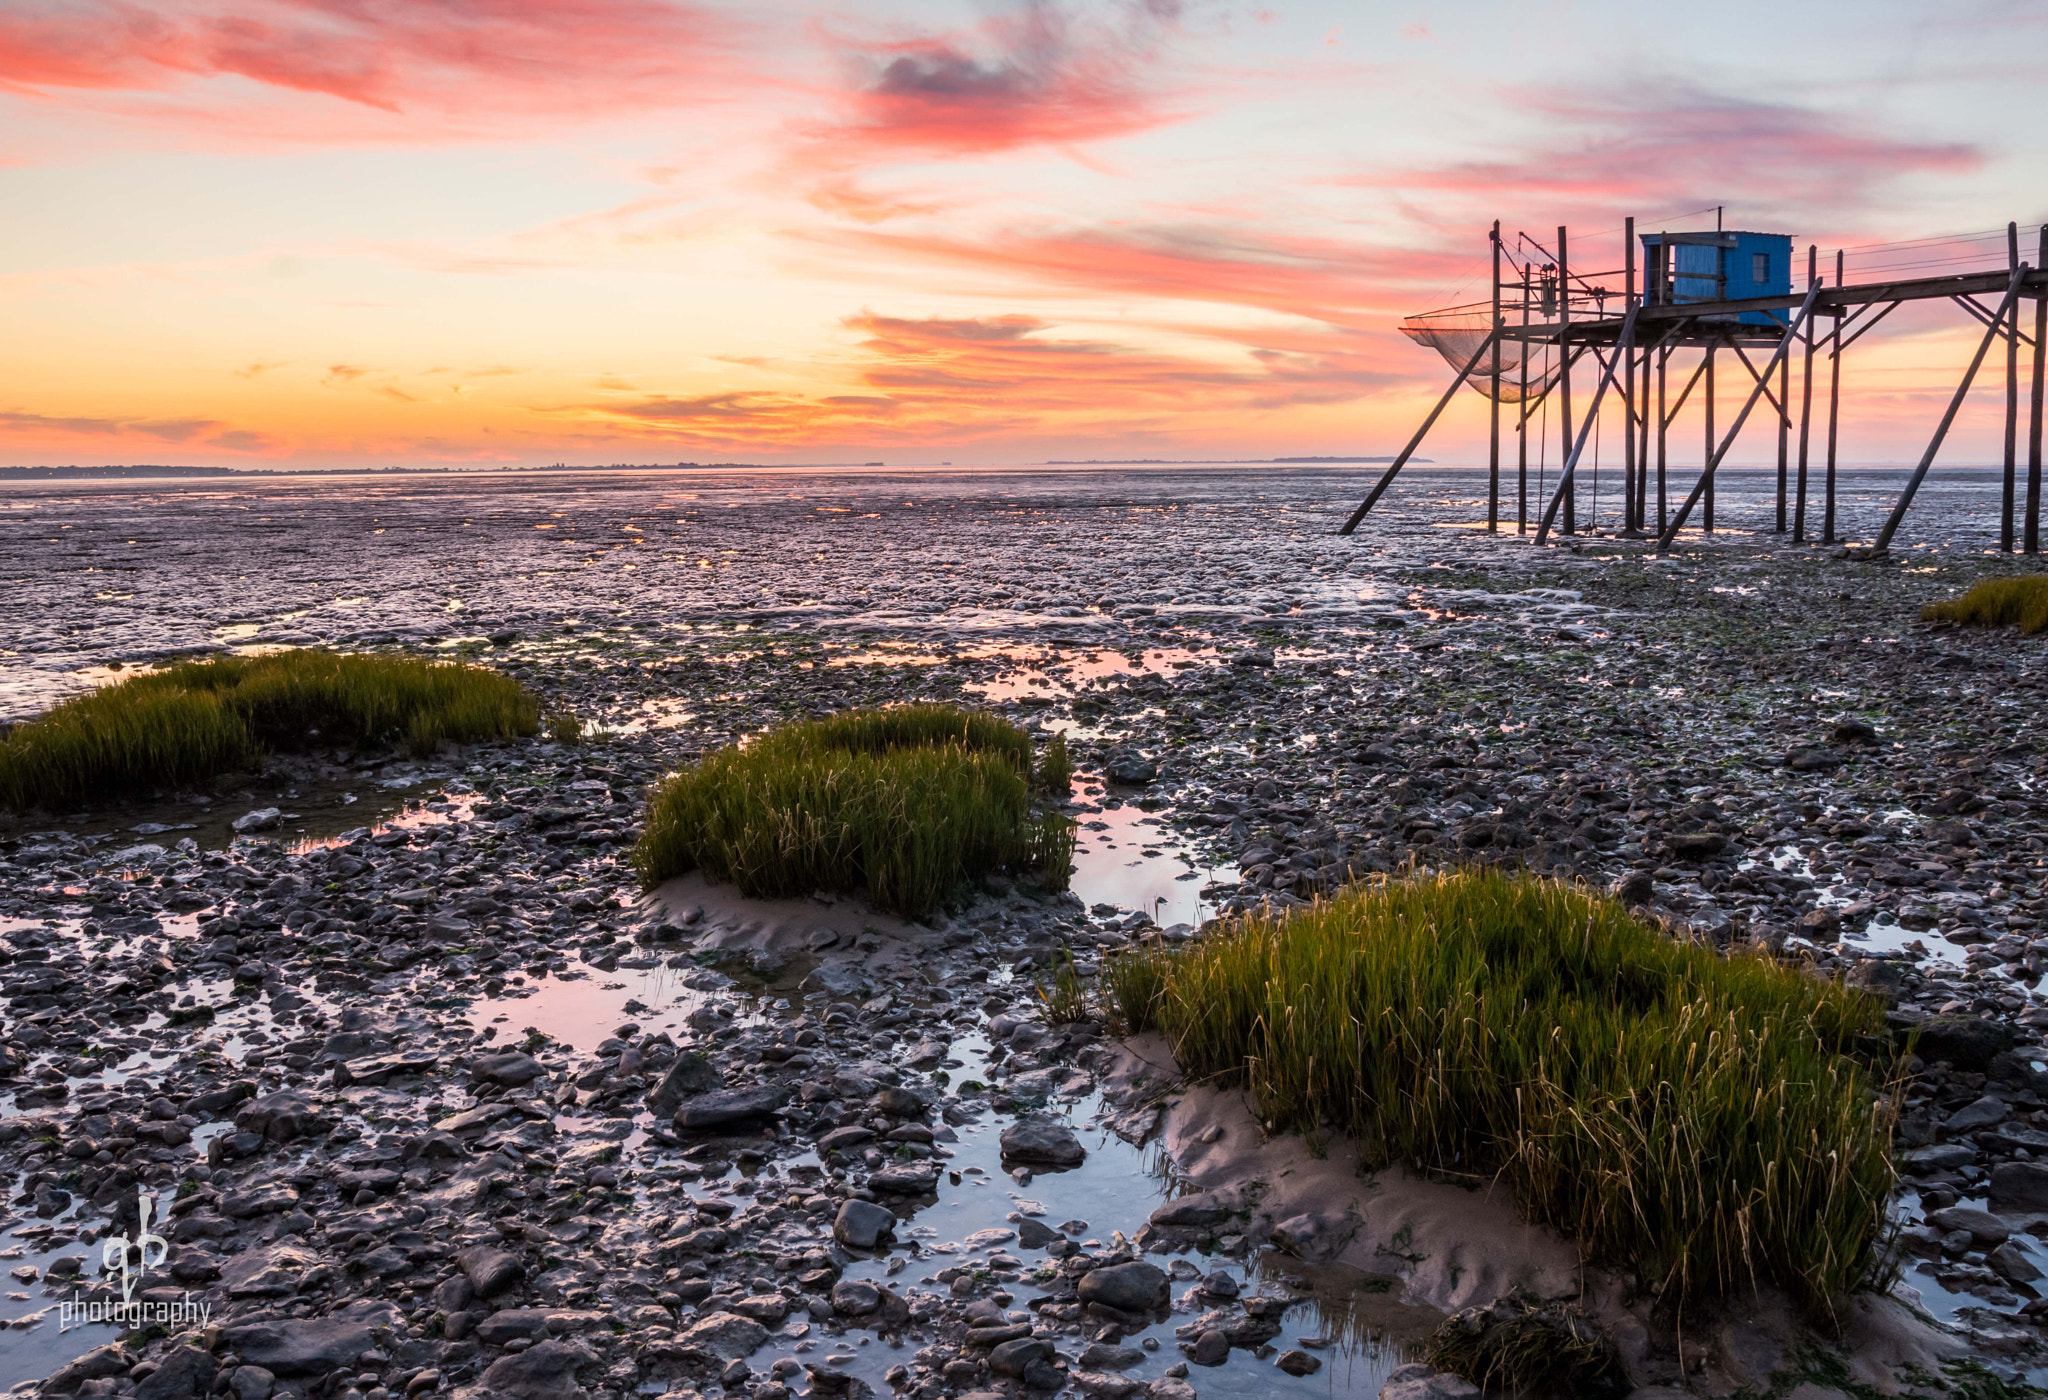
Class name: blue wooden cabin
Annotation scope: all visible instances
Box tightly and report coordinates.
[1640,230,1793,327]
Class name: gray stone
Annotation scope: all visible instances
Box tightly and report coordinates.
[233,808,282,833]
[1184,1329,1228,1366]
[674,1085,790,1127]
[135,1345,216,1400]
[1015,1217,1060,1249]
[832,1198,896,1249]
[1911,1015,2016,1071]
[226,1366,274,1400]
[645,1053,721,1116]
[1076,1344,1146,1370]
[477,1339,596,1400]
[867,1162,941,1193]
[473,1308,607,1345]
[1991,1161,2048,1211]
[222,1300,402,1376]
[1927,1205,2010,1246]
[999,1117,1085,1167]
[989,1338,1053,1379]
[1276,1350,1321,1377]
[470,1051,546,1086]
[680,1310,768,1359]
[1667,832,1727,859]
[831,1280,882,1316]
[1903,1143,1977,1174]
[1944,1095,2010,1132]
[457,1244,525,1298]
[1378,1365,1482,1400]
[1148,1193,1232,1228]
[1072,1373,1148,1400]
[1991,1240,2042,1283]
[220,1183,300,1218]
[1272,1212,1349,1265]
[219,1243,322,1297]
[1077,1261,1168,1313]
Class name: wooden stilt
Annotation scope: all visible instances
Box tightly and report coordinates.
[1657,344,1668,535]
[1489,220,1502,533]
[1776,327,1790,532]
[1704,339,1716,533]
[1825,249,1843,545]
[1657,287,1822,550]
[1536,302,1643,545]
[1873,264,2030,552]
[1622,218,1638,536]
[1518,263,1531,534]
[1794,245,1816,543]
[2031,226,2046,555]
[1339,329,1502,534]
[1558,226,1575,534]
[2005,222,2020,552]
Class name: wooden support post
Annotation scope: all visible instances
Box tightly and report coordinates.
[1635,332,1651,531]
[1873,264,2030,553]
[1657,286,1822,551]
[1622,218,1639,536]
[1558,226,1575,534]
[1536,301,1643,545]
[1339,328,1501,534]
[1489,221,1502,533]
[1776,326,1790,532]
[1704,339,1716,532]
[1646,343,1662,536]
[1825,249,1843,544]
[2005,222,2020,552]
[2031,226,2046,555]
[1519,264,1531,535]
[1794,245,1816,543]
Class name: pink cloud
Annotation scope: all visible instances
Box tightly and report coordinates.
[0,0,746,140]
[802,0,1190,166]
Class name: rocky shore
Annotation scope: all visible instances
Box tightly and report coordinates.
[3,467,2046,1397]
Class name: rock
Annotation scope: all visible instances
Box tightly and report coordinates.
[1903,1143,1977,1174]
[1230,649,1275,667]
[1148,1193,1232,1229]
[1076,1344,1146,1370]
[1784,748,1846,772]
[1275,1350,1321,1377]
[1912,1015,2016,1071]
[226,1366,274,1400]
[470,1051,546,1086]
[1377,1365,1482,1400]
[188,1079,259,1116]
[833,1199,897,1249]
[220,1243,322,1297]
[1667,832,1727,860]
[674,1085,790,1127]
[817,1125,877,1155]
[473,1308,607,1345]
[1184,1329,1228,1366]
[1945,1095,2011,1132]
[999,1117,1085,1167]
[1613,869,1654,905]
[1272,1212,1349,1265]
[457,1244,525,1298]
[234,1090,326,1143]
[1077,1261,1168,1313]
[988,1338,1053,1379]
[46,1345,133,1393]
[1200,1270,1239,1298]
[1148,1382,1198,1400]
[135,1345,216,1400]
[680,1311,769,1359]
[1832,719,1881,746]
[1990,1161,2048,1211]
[233,808,282,833]
[1927,1206,2010,1246]
[477,1340,596,1400]
[831,1280,882,1316]
[1073,1373,1148,1400]
[1991,1239,2042,1283]
[1106,754,1160,785]
[221,1183,301,1218]
[645,1053,722,1116]
[867,1162,941,1193]
[222,1301,403,1375]
[1015,1217,1060,1249]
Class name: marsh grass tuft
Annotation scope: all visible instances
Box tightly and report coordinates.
[632,704,1072,917]
[1422,1294,1629,1399]
[1921,575,2048,633]
[1102,868,1900,1319]
[1036,730,1073,793]
[1035,948,1091,1024]
[0,650,538,811]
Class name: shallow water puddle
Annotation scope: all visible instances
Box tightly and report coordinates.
[463,949,816,1056]
[822,1033,1428,1399]
[1066,780,1231,931]
[1891,1187,2048,1383]
[968,646,1217,705]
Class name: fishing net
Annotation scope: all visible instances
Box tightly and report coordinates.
[1400,306,1560,403]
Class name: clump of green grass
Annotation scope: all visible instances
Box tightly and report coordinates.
[1035,948,1091,1024]
[546,706,585,745]
[631,704,1073,918]
[1921,575,2048,633]
[0,650,539,811]
[1102,868,1900,1320]
[1036,730,1073,793]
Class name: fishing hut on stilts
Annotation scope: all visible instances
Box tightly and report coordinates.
[1340,215,2048,553]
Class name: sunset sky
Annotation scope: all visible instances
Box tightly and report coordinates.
[1,0,2043,469]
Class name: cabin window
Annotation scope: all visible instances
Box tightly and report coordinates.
[1753,252,1770,285]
